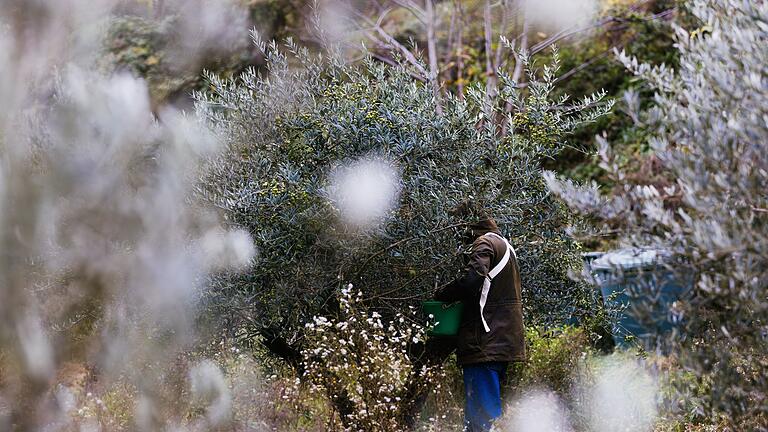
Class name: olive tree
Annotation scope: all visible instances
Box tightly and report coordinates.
[546,0,768,426]
[195,36,611,423]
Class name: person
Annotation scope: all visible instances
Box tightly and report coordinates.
[434,217,525,432]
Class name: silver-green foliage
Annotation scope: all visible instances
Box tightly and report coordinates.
[547,0,768,424]
[195,36,613,357]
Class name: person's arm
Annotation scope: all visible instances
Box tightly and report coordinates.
[434,238,494,303]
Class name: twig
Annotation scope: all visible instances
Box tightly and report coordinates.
[493,0,512,71]
[442,2,457,73]
[391,0,426,22]
[483,0,497,106]
[352,221,470,279]
[366,253,459,301]
[554,46,614,85]
[350,7,430,79]
[370,52,428,82]
[529,8,676,57]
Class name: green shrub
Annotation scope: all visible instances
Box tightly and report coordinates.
[510,326,594,396]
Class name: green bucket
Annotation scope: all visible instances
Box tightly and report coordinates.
[422,301,464,336]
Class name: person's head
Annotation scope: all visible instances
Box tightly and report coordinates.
[449,199,499,244]
[461,218,499,245]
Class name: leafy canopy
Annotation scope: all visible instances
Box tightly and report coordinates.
[195,37,613,355]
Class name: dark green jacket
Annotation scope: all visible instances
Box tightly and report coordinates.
[435,230,525,365]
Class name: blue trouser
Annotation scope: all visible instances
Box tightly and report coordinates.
[463,362,507,432]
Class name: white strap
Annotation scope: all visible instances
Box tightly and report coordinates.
[486,232,517,261]
[479,233,515,333]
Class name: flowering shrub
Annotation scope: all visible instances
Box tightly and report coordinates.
[301,284,442,431]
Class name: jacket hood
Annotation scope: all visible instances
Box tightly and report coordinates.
[470,218,500,236]
[462,218,501,244]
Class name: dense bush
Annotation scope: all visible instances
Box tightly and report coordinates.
[510,326,594,395]
[547,0,768,426]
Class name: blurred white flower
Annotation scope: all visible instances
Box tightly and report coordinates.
[327,157,401,229]
[199,228,256,271]
[585,357,658,432]
[505,390,573,432]
[189,360,232,426]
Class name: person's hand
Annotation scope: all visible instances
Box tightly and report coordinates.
[433,282,449,299]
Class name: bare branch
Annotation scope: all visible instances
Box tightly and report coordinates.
[554,46,613,85]
[493,0,511,70]
[483,0,498,117]
[390,0,426,22]
[370,52,428,82]
[529,19,613,57]
[528,8,675,57]
[483,0,495,86]
[351,7,429,79]
[511,7,528,83]
[424,0,443,113]
[455,0,465,98]
[442,2,457,69]
[374,6,395,27]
